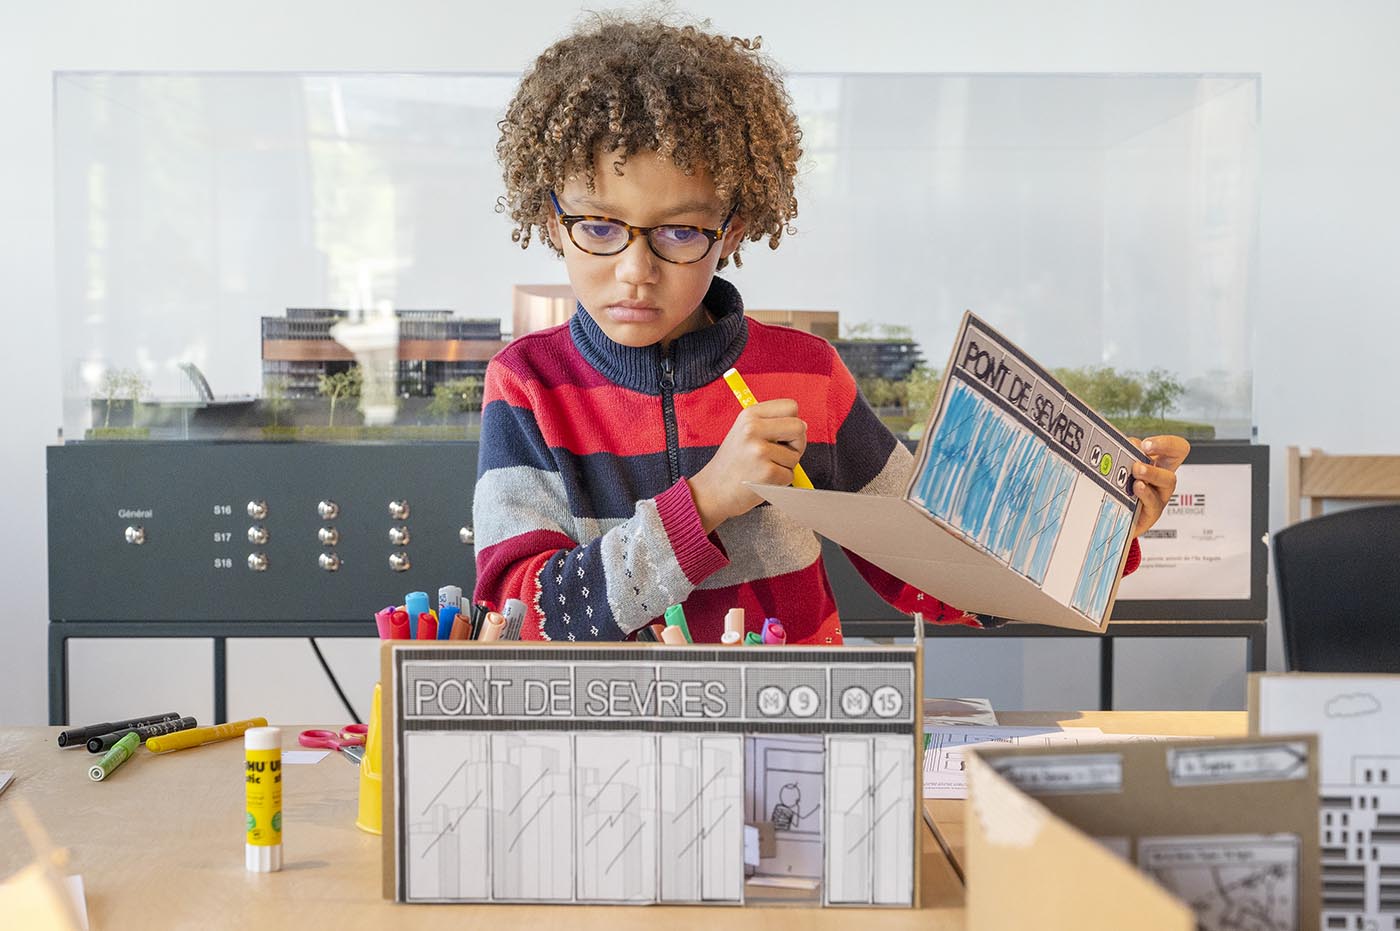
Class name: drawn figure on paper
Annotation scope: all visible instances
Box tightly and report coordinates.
[771,783,817,831]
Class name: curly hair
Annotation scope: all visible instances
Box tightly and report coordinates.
[496,12,802,269]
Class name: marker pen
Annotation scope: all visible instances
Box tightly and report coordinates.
[244,726,283,873]
[501,599,527,640]
[660,625,688,645]
[478,611,506,642]
[636,625,660,642]
[86,715,198,753]
[468,603,487,640]
[404,591,430,625]
[374,606,395,640]
[438,604,460,640]
[663,604,693,643]
[438,585,462,613]
[89,731,139,782]
[744,632,763,646]
[721,367,815,489]
[57,712,181,748]
[722,608,745,646]
[389,609,411,640]
[416,612,437,641]
[762,620,787,646]
[146,717,268,754]
[449,607,473,640]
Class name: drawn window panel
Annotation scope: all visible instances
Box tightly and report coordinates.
[659,733,704,903]
[490,732,573,902]
[700,735,744,903]
[748,735,826,880]
[402,731,491,902]
[871,735,915,906]
[825,735,873,905]
[574,732,657,903]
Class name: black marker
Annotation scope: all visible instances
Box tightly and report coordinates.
[86,716,199,753]
[57,712,181,748]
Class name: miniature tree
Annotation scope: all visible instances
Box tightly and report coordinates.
[426,376,483,424]
[318,366,362,427]
[1139,368,1185,423]
[263,376,292,428]
[904,366,943,419]
[97,367,148,428]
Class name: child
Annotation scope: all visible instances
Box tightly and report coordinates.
[474,13,1189,644]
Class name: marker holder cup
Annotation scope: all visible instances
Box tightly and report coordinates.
[355,682,383,835]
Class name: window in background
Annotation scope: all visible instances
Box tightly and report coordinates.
[55,73,1257,442]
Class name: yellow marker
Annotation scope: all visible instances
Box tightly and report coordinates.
[721,368,815,489]
[146,716,268,754]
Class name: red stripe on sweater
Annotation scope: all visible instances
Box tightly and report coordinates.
[674,371,839,446]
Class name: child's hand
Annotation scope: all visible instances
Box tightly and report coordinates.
[1127,434,1191,539]
[688,399,808,532]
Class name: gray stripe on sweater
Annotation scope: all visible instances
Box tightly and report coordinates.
[472,465,577,551]
[693,444,915,590]
[597,497,696,634]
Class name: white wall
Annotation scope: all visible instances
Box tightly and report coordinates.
[4,0,1398,724]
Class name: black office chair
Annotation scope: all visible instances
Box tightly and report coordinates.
[1274,504,1400,671]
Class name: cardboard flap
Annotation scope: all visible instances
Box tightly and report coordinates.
[965,752,1194,931]
[751,484,1105,632]
[966,735,1320,931]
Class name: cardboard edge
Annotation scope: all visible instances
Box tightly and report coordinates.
[380,640,396,901]
[913,634,924,908]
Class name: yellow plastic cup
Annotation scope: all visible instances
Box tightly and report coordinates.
[355,682,383,835]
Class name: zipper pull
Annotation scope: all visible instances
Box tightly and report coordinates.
[660,353,675,389]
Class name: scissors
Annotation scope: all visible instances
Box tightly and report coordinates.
[299,724,368,764]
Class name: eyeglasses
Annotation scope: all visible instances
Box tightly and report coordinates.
[549,191,734,265]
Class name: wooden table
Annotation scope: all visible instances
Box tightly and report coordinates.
[0,726,966,930]
[921,711,1249,878]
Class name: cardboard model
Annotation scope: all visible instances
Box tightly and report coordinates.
[381,641,923,907]
[965,735,1321,931]
[1251,672,1400,931]
[754,311,1150,631]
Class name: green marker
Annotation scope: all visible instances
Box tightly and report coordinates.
[744,632,763,646]
[663,604,693,644]
[89,731,139,782]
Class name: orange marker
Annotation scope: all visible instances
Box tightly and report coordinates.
[660,625,688,645]
[479,611,506,642]
[722,608,745,646]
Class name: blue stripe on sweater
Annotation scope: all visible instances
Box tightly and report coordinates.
[830,391,900,493]
[478,398,556,476]
[537,544,624,641]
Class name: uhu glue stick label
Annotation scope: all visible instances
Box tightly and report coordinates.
[244,726,283,872]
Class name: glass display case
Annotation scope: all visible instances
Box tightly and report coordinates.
[54,72,1258,442]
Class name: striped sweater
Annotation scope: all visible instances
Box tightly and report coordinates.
[472,277,1138,644]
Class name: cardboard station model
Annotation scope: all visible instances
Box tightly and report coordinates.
[382,642,924,907]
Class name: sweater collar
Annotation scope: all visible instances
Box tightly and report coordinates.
[569,276,749,394]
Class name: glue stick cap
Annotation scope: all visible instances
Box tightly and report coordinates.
[245,727,283,873]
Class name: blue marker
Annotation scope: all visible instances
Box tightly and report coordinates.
[437,604,459,640]
[404,592,430,626]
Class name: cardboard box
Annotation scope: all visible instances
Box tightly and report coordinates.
[753,311,1150,632]
[964,735,1320,930]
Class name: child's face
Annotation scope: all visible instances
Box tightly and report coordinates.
[551,149,744,349]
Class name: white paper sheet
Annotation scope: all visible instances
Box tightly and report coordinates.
[922,726,1105,799]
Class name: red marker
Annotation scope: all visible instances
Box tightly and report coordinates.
[389,609,411,640]
[416,612,437,641]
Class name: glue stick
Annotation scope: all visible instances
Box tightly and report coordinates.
[244,726,283,872]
